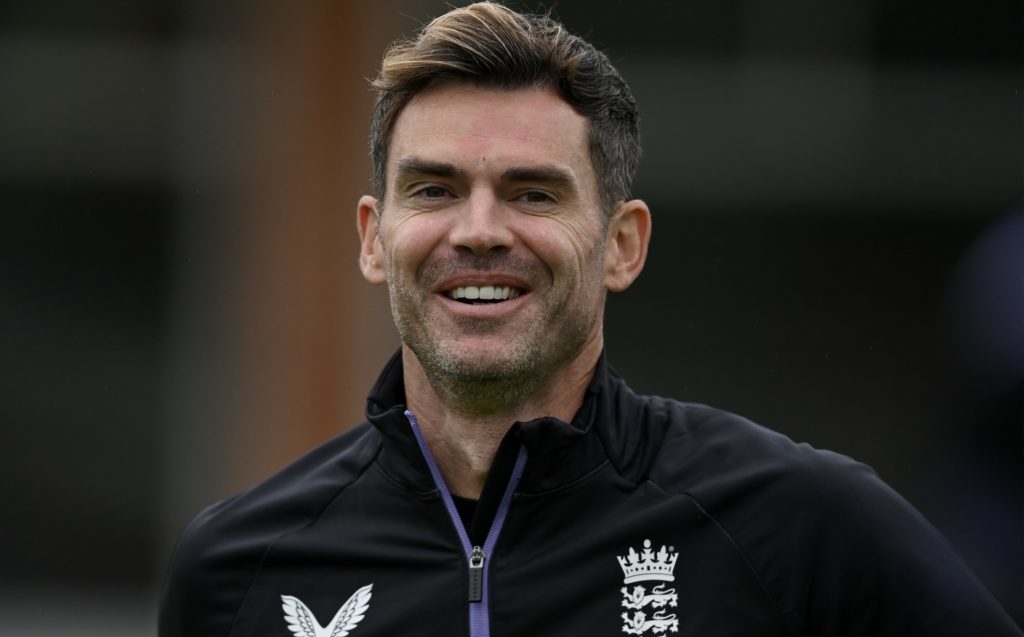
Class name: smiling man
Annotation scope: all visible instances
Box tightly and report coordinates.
[159,3,1022,636]
[356,81,648,500]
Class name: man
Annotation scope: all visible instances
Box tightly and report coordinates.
[159,3,1022,636]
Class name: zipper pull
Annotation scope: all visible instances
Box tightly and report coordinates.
[468,545,485,602]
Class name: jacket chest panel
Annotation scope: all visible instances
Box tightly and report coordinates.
[229,477,474,636]
[486,481,782,636]
[229,524,471,636]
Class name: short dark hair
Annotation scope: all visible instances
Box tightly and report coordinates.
[369,2,640,215]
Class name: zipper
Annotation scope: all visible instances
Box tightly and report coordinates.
[405,410,528,637]
[468,546,485,602]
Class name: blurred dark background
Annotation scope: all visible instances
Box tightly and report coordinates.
[1,1,1020,633]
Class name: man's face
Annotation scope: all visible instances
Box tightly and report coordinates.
[359,83,615,387]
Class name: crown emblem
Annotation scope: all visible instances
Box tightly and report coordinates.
[617,539,678,584]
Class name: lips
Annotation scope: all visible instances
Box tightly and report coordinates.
[426,255,541,308]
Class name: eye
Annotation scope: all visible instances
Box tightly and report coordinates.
[415,185,450,200]
[516,190,555,204]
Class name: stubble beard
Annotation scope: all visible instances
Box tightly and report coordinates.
[386,257,599,417]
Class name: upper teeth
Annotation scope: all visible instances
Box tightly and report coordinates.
[448,286,520,301]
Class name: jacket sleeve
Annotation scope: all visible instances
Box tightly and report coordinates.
[157,425,378,636]
[744,450,1022,636]
[158,499,254,637]
[836,460,1018,634]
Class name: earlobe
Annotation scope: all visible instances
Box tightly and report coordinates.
[604,199,652,292]
[357,195,387,285]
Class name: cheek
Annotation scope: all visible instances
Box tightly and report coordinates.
[521,213,599,252]
[523,233,605,296]
[557,224,606,276]
[382,218,446,275]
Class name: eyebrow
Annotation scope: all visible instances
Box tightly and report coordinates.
[501,165,576,188]
[394,157,466,182]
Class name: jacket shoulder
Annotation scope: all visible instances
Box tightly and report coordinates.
[158,423,380,637]
[602,384,831,497]
[643,399,860,500]
[630,399,1022,635]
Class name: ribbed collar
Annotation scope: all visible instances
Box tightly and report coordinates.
[365,350,615,496]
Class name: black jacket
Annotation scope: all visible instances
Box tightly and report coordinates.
[160,352,1022,636]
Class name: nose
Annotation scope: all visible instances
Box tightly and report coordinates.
[448,189,515,254]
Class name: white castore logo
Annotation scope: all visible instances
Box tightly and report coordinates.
[617,540,679,634]
[281,583,373,637]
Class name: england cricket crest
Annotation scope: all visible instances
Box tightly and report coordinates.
[617,539,679,635]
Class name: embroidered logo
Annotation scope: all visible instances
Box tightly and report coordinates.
[617,540,679,634]
[281,583,373,637]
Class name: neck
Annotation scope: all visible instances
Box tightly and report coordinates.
[402,336,602,499]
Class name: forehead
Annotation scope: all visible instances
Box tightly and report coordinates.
[387,82,592,184]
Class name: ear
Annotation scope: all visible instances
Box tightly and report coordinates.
[603,199,651,292]
[357,195,387,285]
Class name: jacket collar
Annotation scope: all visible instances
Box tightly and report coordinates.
[365,350,618,496]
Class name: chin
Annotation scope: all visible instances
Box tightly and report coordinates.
[446,353,532,381]
[418,341,537,383]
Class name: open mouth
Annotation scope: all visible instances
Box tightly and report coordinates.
[445,285,524,305]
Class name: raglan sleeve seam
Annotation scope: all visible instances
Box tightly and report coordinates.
[682,489,792,633]
[224,441,383,637]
